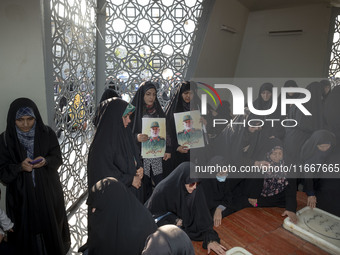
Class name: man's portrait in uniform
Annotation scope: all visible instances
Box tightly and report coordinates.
[174,111,204,149]
[141,118,166,158]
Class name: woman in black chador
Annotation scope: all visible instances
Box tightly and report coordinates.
[164,81,209,175]
[300,130,337,211]
[92,87,120,128]
[131,81,171,201]
[250,82,284,140]
[87,98,144,201]
[0,98,70,255]
[284,81,324,165]
[86,177,157,255]
[145,162,227,255]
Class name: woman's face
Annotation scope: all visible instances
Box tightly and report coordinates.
[261,90,272,102]
[182,90,194,103]
[144,88,156,106]
[15,116,35,132]
[269,148,283,163]
[122,112,133,128]
[317,143,331,152]
[185,182,198,194]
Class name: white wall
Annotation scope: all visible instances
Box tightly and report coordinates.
[0,0,46,210]
[194,0,249,78]
[235,3,332,78]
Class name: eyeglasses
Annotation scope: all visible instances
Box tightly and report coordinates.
[188,182,199,188]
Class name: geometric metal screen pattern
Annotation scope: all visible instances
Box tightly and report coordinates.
[105,0,205,105]
[50,0,96,211]
[329,14,340,78]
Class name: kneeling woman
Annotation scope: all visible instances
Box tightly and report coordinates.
[145,162,226,255]
[247,138,298,223]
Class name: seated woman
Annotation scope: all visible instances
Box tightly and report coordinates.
[0,98,70,254]
[87,98,144,201]
[246,137,298,223]
[86,177,158,255]
[300,130,336,210]
[145,162,226,255]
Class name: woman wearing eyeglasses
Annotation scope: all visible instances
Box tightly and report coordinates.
[145,162,226,255]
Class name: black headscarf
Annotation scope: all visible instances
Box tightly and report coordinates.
[165,81,201,117]
[284,80,299,99]
[290,81,324,132]
[252,83,274,111]
[131,81,165,136]
[145,162,219,248]
[320,79,331,101]
[92,89,120,127]
[87,177,157,255]
[284,82,325,164]
[142,225,195,255]
[213,110,262,168]
[87,98,143,200]
[100,88,120,103]
[324,85,340,140]
[300,130,336,163]
[275,80,300,119]
[0,98,70,255]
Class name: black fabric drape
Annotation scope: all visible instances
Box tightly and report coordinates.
[87,177,157,255]
[142,224,195,255]
[251,83,284,139]
[87,98,143,201]
[300,130,336,195]
[324,85,340,140]
[314,145,340,217]
[0,98,70,255]
[92,88,120,127]
[213,111,262,168]
[145,162,220,249]
[284,81,325,165]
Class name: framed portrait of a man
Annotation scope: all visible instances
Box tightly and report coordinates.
[141,118,166,158]
[174,110,205,149]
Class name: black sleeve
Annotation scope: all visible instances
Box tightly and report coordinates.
[0,134,22,184]
[43,127,62,170]
[285,178,297,213]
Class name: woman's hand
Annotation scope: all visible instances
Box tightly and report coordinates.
[200,116,207,126]
[163,153,171,161]
[176,218,182,227]
[132,176,142,189]
[282,210,298,224]
[136,167,143,179]
[207,241,227,255]
[31,156,46,168]
[177,146,189,154]
[21,158,33,172]
[213,208,223,227]
[254,160,270,168]
[137,134,148,142]
[307,195,317,209]
[248,198,258,207]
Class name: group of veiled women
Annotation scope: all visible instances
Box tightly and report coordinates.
[0,78,339,255]
[86,78,340,254]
